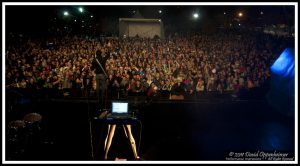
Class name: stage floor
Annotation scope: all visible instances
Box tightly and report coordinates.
[5,95,295,161]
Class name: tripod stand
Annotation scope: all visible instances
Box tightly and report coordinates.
[103,120,139,160]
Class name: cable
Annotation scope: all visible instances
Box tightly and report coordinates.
[137,119,143,155]
[105,85,108,109]
[86,89,95,160]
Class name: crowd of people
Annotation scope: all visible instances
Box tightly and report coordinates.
[5,29,293,99]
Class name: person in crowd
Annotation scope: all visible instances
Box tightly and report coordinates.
[171,77,184,96]
[184,79,196,99]
[131,80,144,93]
[196,79,205,96]
[111,79,120,99]
[147,82,158,99]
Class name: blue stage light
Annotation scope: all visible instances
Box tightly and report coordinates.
[271,48,295,78]
[267,48,295,117]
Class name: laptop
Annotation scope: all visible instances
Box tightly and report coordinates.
[108,101,130,119]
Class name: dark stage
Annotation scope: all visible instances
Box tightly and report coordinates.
[5,91,295,161]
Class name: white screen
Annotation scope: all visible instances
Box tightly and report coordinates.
[112,102,128,113]
[128,22,161,38]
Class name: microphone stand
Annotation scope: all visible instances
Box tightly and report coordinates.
[94,54,108,78]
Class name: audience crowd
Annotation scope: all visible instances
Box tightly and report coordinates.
[5,30,293,98]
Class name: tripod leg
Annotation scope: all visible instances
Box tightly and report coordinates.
[122,125,128,138]
[103,125,111,151]
[125,125,139,159]
[104,125,116,160]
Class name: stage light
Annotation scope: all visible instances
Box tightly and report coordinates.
[78,7,84,13]
[74,19,77,22]
[63,11,69,16]
[238,12,243,17]
[158,10,162,14]
[193,13,199,19]
[271,48,295,77]
[268,48,295,116]
[224,12,226,15]
[90,15,93,18]
[260,11,264,15]
[238,23,241,26]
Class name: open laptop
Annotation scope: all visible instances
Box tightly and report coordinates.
[107,101,130,119]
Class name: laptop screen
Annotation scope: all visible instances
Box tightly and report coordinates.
[112,102,128,114]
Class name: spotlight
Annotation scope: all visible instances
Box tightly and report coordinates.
[158,10,162,14]
[238,12,243,17]
[193,13,199,19]
[78,7,84,13]
[63,11,69,16]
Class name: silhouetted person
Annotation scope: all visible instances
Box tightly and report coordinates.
[171,78,184,96]
[91,48,110,109]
